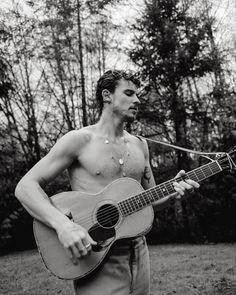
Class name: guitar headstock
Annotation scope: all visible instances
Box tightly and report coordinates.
[217,147,236,171]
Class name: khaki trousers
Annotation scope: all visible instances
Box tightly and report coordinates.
[73,237,150,295]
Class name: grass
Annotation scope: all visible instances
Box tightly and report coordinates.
[0,244,236,295]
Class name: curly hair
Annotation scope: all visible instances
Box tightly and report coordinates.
[95,69,140,115]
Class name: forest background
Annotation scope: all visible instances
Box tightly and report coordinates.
[0,0,236,255]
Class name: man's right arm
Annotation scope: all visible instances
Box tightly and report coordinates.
[15,130,96,262]
[15,131,78,229]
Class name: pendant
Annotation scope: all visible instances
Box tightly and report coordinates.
[105,139,109,144]
[119,158,124,165]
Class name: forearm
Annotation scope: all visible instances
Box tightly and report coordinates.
[15,180,70,230]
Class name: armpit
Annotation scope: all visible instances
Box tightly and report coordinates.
[143,166,152,184]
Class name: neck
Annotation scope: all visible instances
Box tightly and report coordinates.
[96,110,126,139]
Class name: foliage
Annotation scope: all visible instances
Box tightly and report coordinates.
[129,0,236,243]
[0,0,236,254]
[129,0,233,162]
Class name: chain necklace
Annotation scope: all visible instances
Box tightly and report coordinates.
[104,137,130,177]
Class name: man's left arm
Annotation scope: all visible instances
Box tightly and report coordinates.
[140,139,200,211]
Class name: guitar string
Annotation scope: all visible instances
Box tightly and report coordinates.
[67,162,220,227]
[80,154,233,231]
[70,160,219,224]
[67,141,229,227]
[65,164,220,230]
[72,181,199,233]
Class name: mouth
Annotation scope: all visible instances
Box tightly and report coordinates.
[129,107,138,112]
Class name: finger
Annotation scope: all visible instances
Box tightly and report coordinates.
[185,179,200,188]
[81,241,92,256]
[64,247,75,262]
[175,170,186,178]
[75,238,88,257]
[174,189,184,197]
[68,245,81,264]
[173,186,184,196]
[178,180,192,190]
[82,237,92,251]
[87,235,97,245]
[79,246,88,257]
[173,182,185,195]
[170,191,181,199]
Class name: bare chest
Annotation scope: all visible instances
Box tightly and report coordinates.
[74,139,146,182]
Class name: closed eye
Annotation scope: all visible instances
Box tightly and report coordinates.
[124,90,135,96]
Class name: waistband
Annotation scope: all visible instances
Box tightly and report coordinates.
[111,236,146,251]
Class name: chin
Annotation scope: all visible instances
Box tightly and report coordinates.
[125,114,136,123]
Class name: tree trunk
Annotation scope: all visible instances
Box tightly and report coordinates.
[172,88,191,241]
[77,0,88,127]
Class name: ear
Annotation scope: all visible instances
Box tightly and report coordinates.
[102,89,112,104]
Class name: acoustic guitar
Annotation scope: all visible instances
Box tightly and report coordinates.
[33,149,236,280]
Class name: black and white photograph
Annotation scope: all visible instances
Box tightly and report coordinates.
[0,0,236,294]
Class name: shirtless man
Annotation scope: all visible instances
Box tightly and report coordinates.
[15,70,199,295]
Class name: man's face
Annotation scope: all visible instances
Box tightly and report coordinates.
[110,79,140,122]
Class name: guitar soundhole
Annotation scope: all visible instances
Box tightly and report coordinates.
[96,204,120,229]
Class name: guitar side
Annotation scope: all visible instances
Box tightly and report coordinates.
[33,178,154,280]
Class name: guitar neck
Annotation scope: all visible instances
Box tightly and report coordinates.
[119,160,222,216]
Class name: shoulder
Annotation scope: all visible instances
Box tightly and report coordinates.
[61,127,94,143]
[126,132,149,158]
[50,126,95,156]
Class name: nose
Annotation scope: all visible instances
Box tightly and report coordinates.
[133,94,140,105]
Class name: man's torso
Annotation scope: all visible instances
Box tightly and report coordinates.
[67,126,146,193]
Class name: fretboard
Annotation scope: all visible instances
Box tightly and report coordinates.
[118,160,222,216]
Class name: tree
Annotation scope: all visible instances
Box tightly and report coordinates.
[129,0,233,242]
[0,0,125,253]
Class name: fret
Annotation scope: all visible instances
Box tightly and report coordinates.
[126,199,133,213]
[131,196,139,211]
[193,169,201,181]
[142,194,148,206]
[136,195,144,209]
[154,186,165,199]
[193,169,205,181]
[129,199,135,213]
[148,189,157,202]
[159,184,170,196]
[121,200,130,215]
[130,198,137,211]
[202,165,213,177]
[207,163,214,174]
[142,191,149,204]
[146,191,155,203]
[200,166,208,178]
[166,181,175,194]
[123,202,129,215]
[187,171,196,182]
[119,160,224,217]
[119,202,127,215]
[215,160,223,172]
[127,199,134,213]
[210,161,221,173]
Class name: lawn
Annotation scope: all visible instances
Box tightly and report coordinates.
[0,244,236,295]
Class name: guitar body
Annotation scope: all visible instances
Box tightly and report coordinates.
[33,178,154,280]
